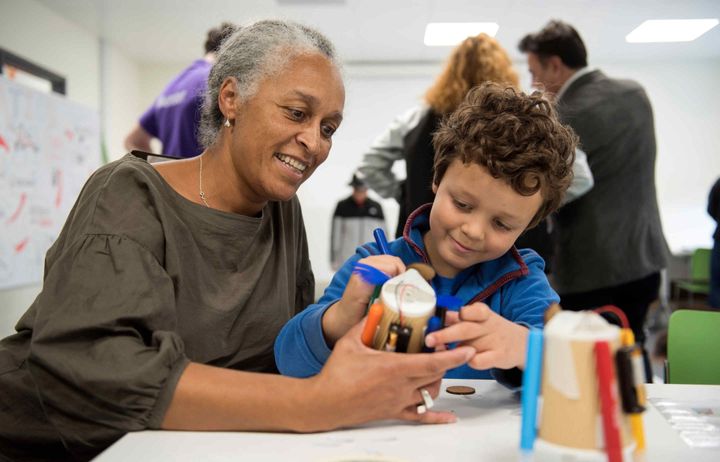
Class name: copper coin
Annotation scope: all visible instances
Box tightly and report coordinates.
[446,385,475,395]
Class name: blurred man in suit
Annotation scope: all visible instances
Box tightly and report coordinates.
[519,20,669,377]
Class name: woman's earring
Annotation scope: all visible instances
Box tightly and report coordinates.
[224,118,231,128]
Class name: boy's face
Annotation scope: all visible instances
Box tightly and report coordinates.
[424,159,543,278]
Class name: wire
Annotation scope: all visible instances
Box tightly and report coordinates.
[394,282,413,324]
[593,305,630,329]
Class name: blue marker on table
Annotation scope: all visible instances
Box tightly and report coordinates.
[520,328,543,462]
[373,228,391,255]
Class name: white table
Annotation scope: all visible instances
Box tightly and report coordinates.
[95,380,720,461]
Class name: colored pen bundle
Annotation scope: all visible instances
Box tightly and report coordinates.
[364,268,435,354]
[358,228,463,354]
[526,310,647,462]
[356,263,461,354]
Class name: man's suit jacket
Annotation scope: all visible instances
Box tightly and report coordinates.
[553,70,669,294]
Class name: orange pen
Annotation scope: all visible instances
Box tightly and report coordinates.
[361,302,384,347]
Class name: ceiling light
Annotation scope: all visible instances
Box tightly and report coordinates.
[626,19,719,43]
[424,22,499,46]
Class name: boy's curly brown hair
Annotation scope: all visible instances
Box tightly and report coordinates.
[432,82,577,228]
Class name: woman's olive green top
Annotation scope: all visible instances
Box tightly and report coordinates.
[0,153,314,461]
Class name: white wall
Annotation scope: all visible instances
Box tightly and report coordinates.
[138,63,185,109]
[0,0,144,336]
[101,41,143,161]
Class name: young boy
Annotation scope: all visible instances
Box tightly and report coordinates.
[275,83,577,386]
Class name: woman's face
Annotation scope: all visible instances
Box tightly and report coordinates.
[229,53,345,205]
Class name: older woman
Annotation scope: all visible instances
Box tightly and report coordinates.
[0,20,474,461]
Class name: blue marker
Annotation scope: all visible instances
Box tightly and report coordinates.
[422,316,443,352]
[520,328,543,462]
[373,228,391,255]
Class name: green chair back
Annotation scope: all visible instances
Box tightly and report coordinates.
[674,248,711,297]
[667,309,720,384]
[689,248,711,281]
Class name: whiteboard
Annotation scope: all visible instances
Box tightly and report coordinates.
[0,76,101,290]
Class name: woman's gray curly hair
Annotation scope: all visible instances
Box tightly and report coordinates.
[198,19,341,148]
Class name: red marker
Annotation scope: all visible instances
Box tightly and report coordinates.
[595,341,623,462]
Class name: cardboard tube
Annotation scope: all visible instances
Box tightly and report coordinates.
[538,311,632,452]
[372,269,435,353]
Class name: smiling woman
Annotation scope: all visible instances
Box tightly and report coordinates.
[194,52,344,213]
[0,19,475,461]
[156,22,345,215]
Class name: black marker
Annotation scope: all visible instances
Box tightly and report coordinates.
[396,325,412,353]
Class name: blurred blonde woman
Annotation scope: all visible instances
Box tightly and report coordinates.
[359,33,591,242]
[358,34,520,238]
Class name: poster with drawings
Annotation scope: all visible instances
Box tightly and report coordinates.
[0,76,101,290]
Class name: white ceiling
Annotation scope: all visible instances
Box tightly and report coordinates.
[37,0,720,65]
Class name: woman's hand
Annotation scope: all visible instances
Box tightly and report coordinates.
[425,302,529,370]
[304,320,475,432]
[321,255,405,345]
[162,319,474,434]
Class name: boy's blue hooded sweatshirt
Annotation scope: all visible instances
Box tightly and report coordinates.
[275,205,558,388]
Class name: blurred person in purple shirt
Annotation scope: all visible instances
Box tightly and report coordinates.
[124,22,235,158]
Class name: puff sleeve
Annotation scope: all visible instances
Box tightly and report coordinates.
[25,232,189,448]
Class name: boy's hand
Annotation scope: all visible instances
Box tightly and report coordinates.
[322,255,405,345]
[424,302,529,370]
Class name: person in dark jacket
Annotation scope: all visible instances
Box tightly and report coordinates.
[709,178,720,309]
[519,20,670,376]
[330,174,386,270]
